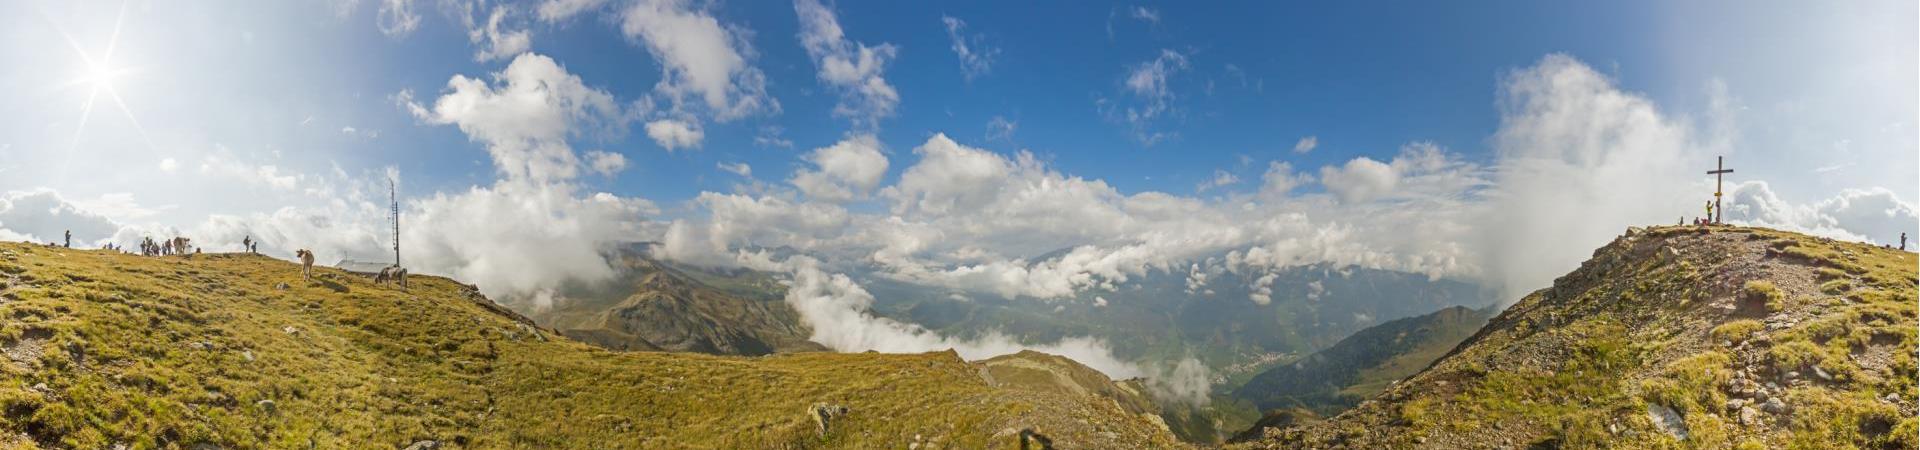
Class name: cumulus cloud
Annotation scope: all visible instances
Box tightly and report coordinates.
[404,52,622,183]
[621,0,777,120]
[941,15,998,81]
[1261,161,1309,196]
[388,52,664,306]
[1478,53,1724,301]
[1196,169,1238,192]
[795,0,900,126]
[0,190,122,245]
[791,135,889,202]
[584,150,628,177]
[643,118,704,150]
[1320,157,1397,203]
[1293,136,1317,154]
[1722,182,1918,244]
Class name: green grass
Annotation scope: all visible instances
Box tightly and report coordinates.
[0,243,1181,449]
[1745,280,1784,312]
[1711,319,1764,345]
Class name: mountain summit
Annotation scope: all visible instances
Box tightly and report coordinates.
[1238,226,1918,449]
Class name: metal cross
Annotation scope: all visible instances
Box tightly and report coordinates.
[1707,156,1734,224]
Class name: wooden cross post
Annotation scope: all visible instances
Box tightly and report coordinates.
[1708,156,1734,224]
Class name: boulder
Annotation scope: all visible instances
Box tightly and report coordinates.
[1645,403,1689,441]
[809,403,850,437]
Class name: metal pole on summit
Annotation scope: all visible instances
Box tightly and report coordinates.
[390,177,400,268]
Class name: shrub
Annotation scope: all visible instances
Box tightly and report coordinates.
[1710,320,1764,344]
[1768,340,1824,371]
[1744,280,1784,312]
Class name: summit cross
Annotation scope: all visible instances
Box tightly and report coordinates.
[1708,156,1734,224]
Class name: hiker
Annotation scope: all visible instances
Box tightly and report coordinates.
[1902,232,1908,251]
[1703,201,1714,225]
[63,230,70,248]
[243,236,252,253]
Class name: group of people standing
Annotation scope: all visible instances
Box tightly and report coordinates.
[138,236,197,256]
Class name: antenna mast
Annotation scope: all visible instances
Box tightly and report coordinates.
[389,177,400,267]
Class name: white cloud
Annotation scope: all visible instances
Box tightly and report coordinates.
[471,5,533,62]
[754,126,794,149]
[1128,6,1161,25]
[159,158,179,172]
[795,0,900,127]
[1319,157,1397,203]
[1722,181,1918,244]
[404,52,622,183]
[1293,136,1317,154]
[620,0,777,120]
[791,135,889,202]
[536,0,608,22]
[1196,169,1238,192]
[716,162,752,177]
[1261,161,1309,196]
[0,189,122,245]
[199,153,302,191]
[643,118,704,150]
[1478,53,1725,301]
[585,150,628,177]
[1104,49,1190,145]
[376,0,421,37]
[941,16,998,81]
[985,116,1017,142]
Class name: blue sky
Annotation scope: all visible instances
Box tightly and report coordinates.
[0,0,1913,309]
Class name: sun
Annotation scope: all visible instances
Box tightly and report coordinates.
[45,0,152,153]
[81,60,123,89]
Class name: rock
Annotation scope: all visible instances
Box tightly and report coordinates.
[403,441,439,450]
[281,326,300,336]
[1724,399,1747,412]
[809,403,850,437]
[255,399,276,414]
[241,350,255,362]
[1761,398,1789,414]
[1646,403,1690,441]
[1738,406,1760,426]
[1886,393,1902,404]
[274,282,289,290]
[1785,371,1799,380]
[1812,366,1832,381]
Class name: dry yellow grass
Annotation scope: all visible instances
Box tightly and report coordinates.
[0,243,1181,449]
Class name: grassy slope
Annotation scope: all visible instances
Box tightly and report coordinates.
[531,255,824,356]
[1238,226,1918,449]
[0,243,1181,449]
[1231,305,1491,416]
